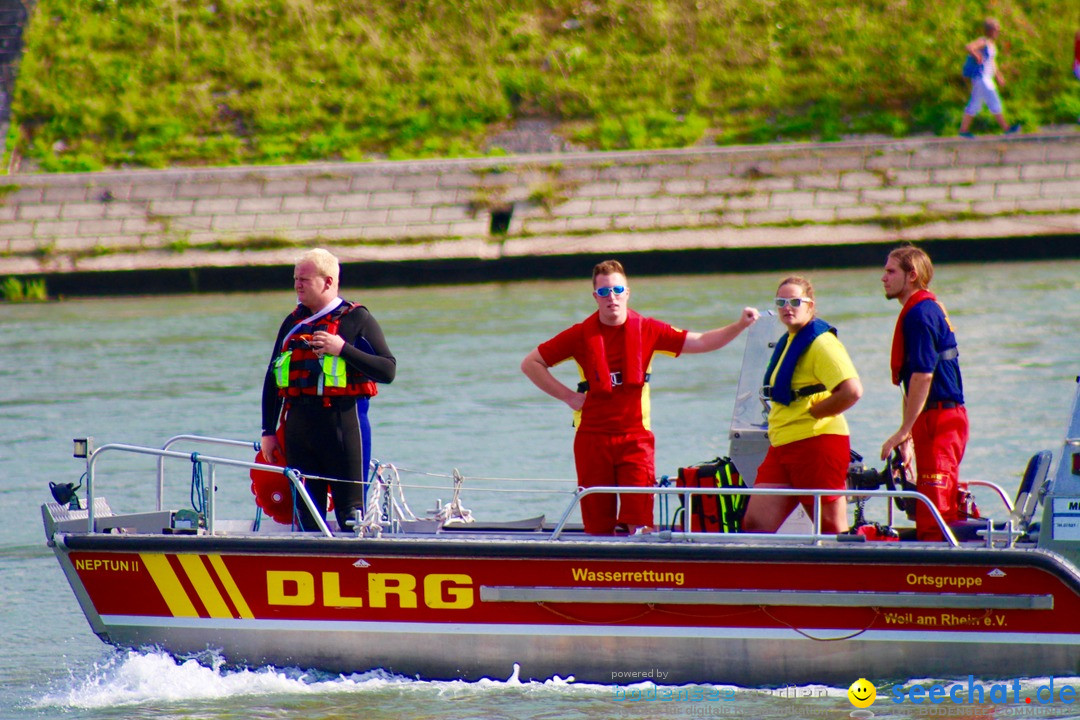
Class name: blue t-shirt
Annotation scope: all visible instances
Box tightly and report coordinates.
[900,299,964,404]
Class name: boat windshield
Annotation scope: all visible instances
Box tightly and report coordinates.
[730,309,775,436]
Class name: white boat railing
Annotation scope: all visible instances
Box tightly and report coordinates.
[155,434,261,513]
[966,479,1014,513]
[549,485,961,546]
[76,435,972,547]
[84,441,336,538]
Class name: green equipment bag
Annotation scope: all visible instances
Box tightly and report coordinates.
[671,456,747,532]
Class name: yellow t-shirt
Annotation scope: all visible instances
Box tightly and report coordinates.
[766,331,858,447]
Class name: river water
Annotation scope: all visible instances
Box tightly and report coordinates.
[2,258,1080,720]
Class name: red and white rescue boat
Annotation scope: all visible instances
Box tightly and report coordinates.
[42,321,1080,684]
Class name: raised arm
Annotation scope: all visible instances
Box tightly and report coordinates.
[681,307,760,354]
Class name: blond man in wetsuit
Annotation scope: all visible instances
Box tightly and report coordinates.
[260,248,396,532]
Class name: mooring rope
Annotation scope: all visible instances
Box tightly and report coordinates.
[759,606,882,642]
[432,469,474,525]
[189,452,206,513]
[355,475,385,538]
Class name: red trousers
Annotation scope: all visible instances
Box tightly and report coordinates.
[912,406,969,541]
[754,433,850,502]
[573,431,655,535]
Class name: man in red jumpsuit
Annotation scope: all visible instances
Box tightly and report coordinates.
[521,259,758,535]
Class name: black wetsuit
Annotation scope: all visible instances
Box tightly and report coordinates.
[261,301,396,532]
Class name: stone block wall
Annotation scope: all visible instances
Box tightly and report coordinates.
[1,133,1079,275]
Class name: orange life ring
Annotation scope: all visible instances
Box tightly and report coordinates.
[249,429,333,525]
[250,440,294,526]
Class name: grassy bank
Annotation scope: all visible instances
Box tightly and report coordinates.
[7,0,1080,172]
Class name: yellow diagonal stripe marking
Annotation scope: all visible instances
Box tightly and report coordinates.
[207,554,254,619]
[140,553,199,617]
[177,554,233,618]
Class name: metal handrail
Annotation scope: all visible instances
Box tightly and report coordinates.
[81,439,959,546]
[966,479,1014,513]
[85,442,334,538]
[548,486,960,546]
[156,435,261,512]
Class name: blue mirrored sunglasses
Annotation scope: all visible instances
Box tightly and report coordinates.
[595,285,627,298]
[774,297,812,308]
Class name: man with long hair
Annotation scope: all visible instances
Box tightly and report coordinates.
[881,245,967,541]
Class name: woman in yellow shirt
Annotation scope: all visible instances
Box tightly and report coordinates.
[743,276,863,534]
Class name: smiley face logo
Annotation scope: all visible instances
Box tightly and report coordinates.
[848,678,876,708]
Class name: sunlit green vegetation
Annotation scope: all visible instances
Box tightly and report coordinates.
[8,0,1080,172]
[1,276,48,301]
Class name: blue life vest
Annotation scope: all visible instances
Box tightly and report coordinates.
[762,318,837,406]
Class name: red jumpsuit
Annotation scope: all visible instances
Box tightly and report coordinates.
[538,310,686,534]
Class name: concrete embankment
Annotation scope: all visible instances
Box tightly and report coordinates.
[1,133,1079,295]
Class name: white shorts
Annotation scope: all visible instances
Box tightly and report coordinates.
[965,81,1003,116]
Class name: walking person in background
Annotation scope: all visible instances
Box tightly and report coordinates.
[1074,28,1080,122]
[261,248,396,532]
[880,245,967,541]
[521,259,758,535]
[958,18,1021,138]
[742,277,862,535]
[1075,28,1080,79]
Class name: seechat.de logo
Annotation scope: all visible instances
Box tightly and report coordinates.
[848,678,877,708]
